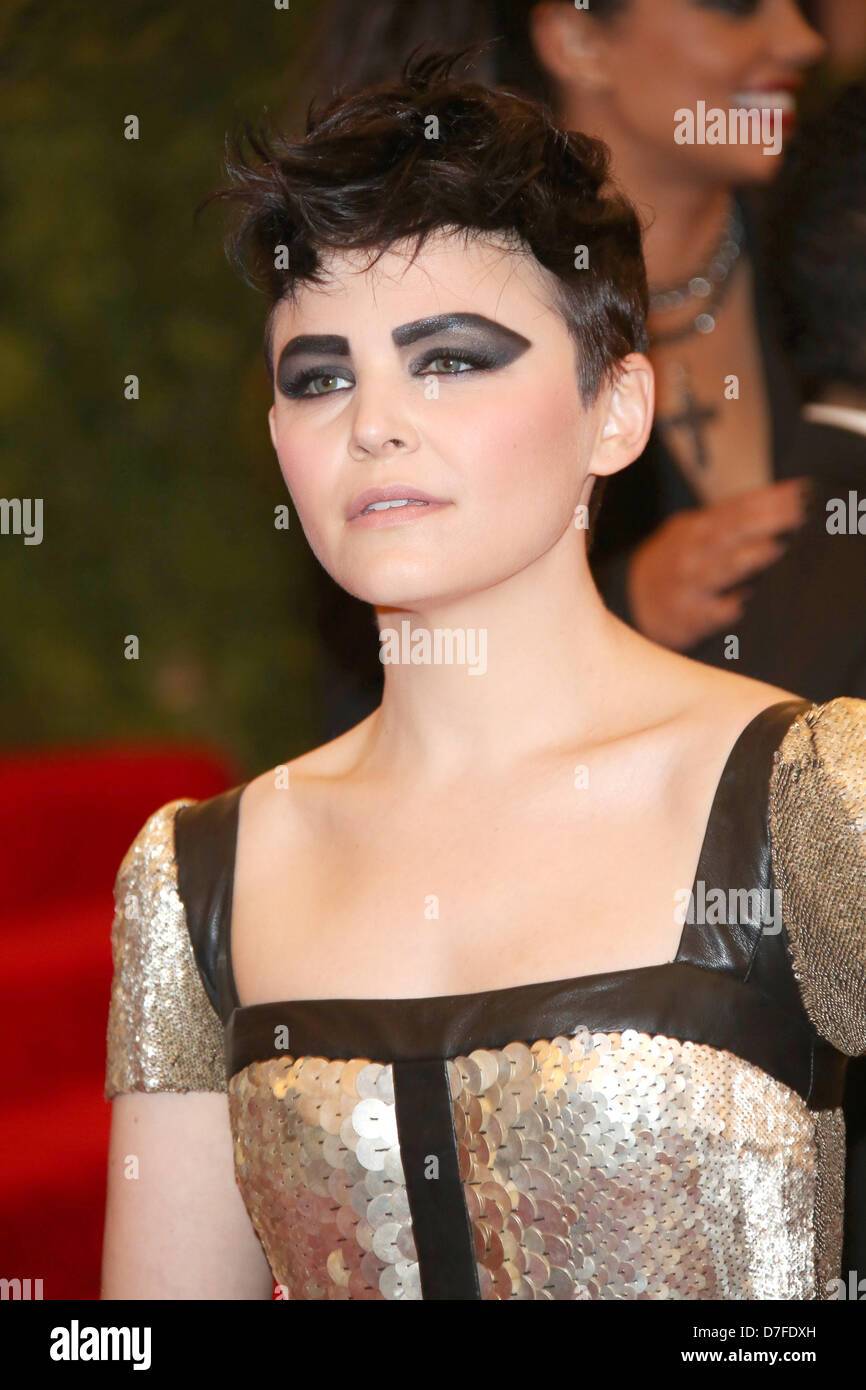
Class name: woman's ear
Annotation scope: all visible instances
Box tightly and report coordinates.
[529,1,616,95]
[592,353,655,478]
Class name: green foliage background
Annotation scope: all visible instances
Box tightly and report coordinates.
[0,0,330,774]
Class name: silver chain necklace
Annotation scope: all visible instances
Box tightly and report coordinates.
[648,204,744,347]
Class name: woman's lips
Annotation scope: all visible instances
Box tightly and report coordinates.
[731,88,798,127]
[348,499,453,528]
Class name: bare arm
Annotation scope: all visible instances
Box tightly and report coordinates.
[101,1092,274,1300]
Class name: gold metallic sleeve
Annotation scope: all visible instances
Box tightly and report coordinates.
[104,800,228,1099]
[770,696,866,1057]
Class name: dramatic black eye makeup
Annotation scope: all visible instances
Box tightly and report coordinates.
[275,312,532,400]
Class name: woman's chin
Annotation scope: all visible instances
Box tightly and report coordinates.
[349,584,462,611]
[678,145,788,186]
[732,152,787,185]
[325,552,470,605]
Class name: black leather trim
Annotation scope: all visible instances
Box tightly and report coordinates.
[175,698,849,1112]
[677,697,812,977]
[226,961,848,1110]
[175,698,810,1018]
[174,786,244,1022]
[392,1059,481,1300]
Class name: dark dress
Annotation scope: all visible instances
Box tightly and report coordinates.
[693,418,866,700]
[590,188,804,633]
[105,696,866,1299]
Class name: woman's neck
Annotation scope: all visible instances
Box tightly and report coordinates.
[351,536,672,789]
[557,97,735,290]
[620,168,735,293]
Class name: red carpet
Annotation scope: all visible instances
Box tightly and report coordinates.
[0,744,242,1300]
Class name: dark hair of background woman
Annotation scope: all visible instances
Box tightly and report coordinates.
[308,0,628,107]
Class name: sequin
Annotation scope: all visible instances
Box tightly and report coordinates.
[450,1033,825,1300]
[812,1105,846,1296]
[229,1057,420,1300]
[104,801,226,1098]
[223,1031,843,1300]
[770,697,866,1055]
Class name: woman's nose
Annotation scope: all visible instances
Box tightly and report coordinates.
[775,0,827,66]
[346,379,422,460]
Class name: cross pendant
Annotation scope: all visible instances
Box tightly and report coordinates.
[656,369,718,472]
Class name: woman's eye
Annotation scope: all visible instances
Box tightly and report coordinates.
[281,346,500,399]
[280,369,354,398]
[423,355,475,374]
[302,372,352,396]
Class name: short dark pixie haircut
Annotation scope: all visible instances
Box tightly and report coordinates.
[200,46,648,534]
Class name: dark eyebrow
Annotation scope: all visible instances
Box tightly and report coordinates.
[276,334,349,371]
[275,313,531,372]
[390,312,532,348]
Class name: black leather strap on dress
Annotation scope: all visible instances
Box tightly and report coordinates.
[227,961,848,1109]
[176,697,850,1110]
[676,697,812,979]
[392,1059,481,1299]
[675,697,839,1094]
[174,786,245,1025]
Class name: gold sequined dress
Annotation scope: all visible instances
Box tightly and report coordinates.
[105,696,866,1299]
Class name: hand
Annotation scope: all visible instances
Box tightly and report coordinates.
[626,477,812,651]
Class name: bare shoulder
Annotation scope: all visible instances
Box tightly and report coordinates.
[608,618,804,748]
[610,624,803,769]
[649,649,807,784]
[674,657,803,729]
[238,710,378,843]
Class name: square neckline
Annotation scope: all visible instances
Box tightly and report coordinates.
[224,697,814,1017]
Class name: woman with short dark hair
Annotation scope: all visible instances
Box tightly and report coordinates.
[101,52,865,1302]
